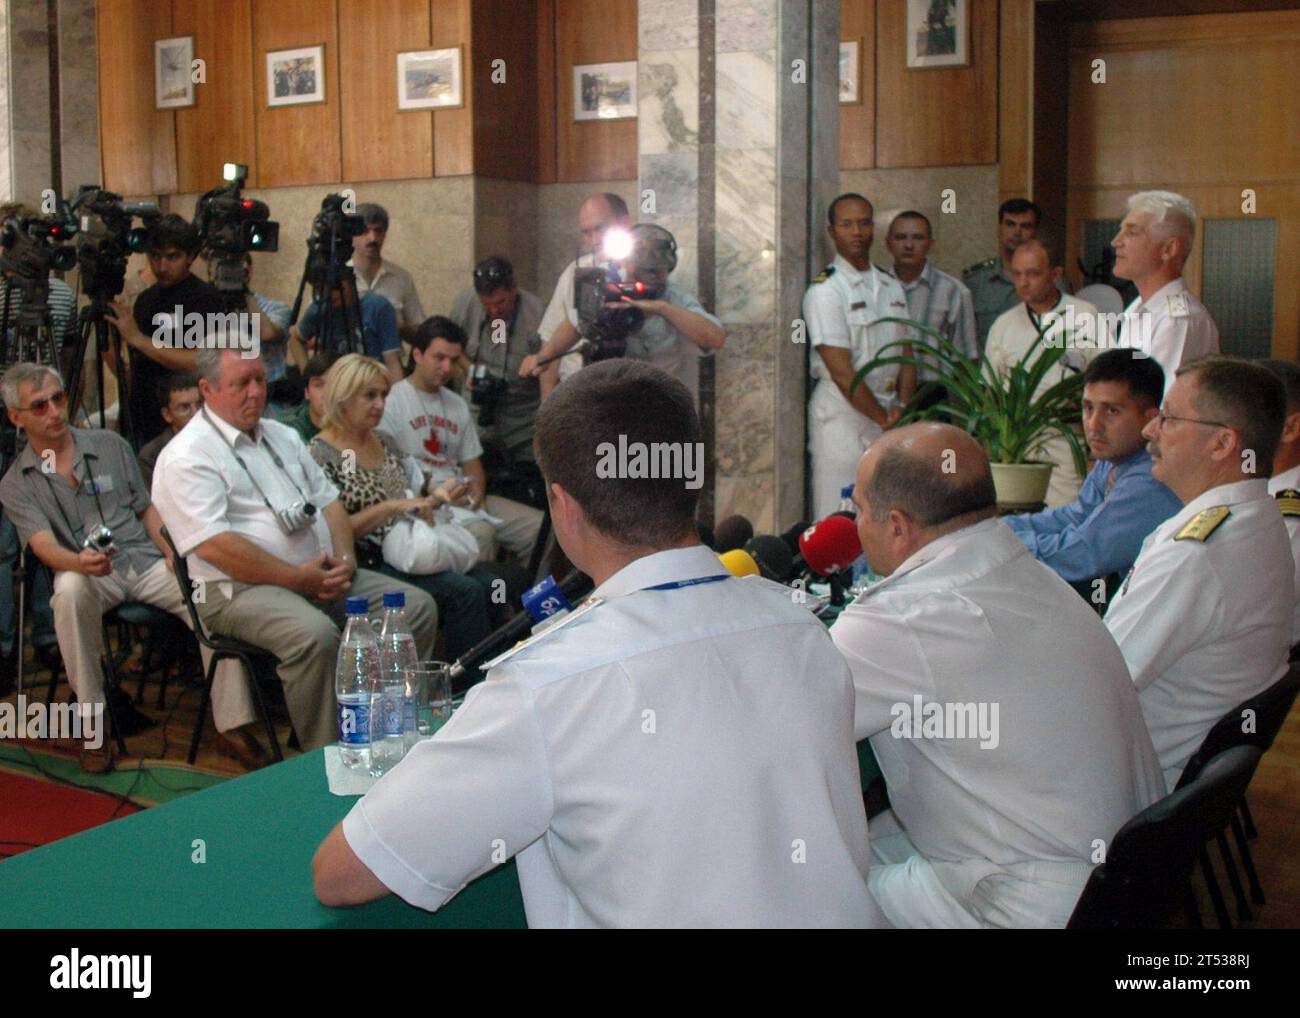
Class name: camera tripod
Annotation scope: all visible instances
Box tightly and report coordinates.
[289,244,366,359]
[63,296,139,450]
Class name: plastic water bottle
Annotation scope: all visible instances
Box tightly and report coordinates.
[838,484,856,515]
[336,596,381,771]
[378,590,421,754]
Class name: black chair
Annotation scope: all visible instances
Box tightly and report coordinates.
[103,601,193,709]
[159,527,285,765]
[1174,661,1300,924]
[1068,746,1263,929]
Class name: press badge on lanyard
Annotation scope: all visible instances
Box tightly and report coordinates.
[84,474,114,496]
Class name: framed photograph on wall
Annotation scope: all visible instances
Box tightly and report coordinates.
[839,40,860,103]
[906,0,970,69]
[397,47,463,110]
[155,36,195,109]
[573,61,637,121]
[266,45,326,107]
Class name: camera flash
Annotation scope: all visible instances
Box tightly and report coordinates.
[602,228,633,261]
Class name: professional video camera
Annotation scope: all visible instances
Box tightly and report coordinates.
[573,223,677,360]
[0,201,80,370]
[193,162,279,300]
[68,186,160,305]
[305,192,365,290]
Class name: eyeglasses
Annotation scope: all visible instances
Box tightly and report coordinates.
[1156,408,1234,430]
[15,391,67,414]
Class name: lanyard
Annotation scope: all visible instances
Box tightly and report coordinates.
[202,408,308,514]
[645,574,730,591]
[40,453,109,548]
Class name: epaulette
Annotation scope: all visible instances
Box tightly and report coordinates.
[479,596,605,673]
[811,265,835,284]
[1274,488,1300,518]
[1174,506,1230,542]
[962,257,996,277]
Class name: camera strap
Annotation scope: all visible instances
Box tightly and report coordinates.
[201,407,309,515]
[40,453,106,549]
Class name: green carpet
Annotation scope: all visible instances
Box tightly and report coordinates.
[0,742,230,806]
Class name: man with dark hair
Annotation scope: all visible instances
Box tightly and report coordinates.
[1260,358,1300,644]
[380,316,541,561]
[449,255,545,469]
[106,213,225,447]
[279,351,338,444]
[137,371,201,489]
[831,421,1163,928]
[1006,350,1181,583]
[313,359,885,928]
[1105,356,1292,789]
[350,202,425,343]
[963,197,1066,348]
[294,275,402,382]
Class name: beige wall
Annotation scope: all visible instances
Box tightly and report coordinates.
[534,179,638,308]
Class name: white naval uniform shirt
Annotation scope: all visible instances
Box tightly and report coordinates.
[152,410,340,588]
[1105,479,1292,789]
[342,545,885,928]
[1116,278,1220,396]
[831,519,1164,928]
[1267,464,1300,646]
[804,254,911,411]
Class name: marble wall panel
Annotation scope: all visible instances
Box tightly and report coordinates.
[639,49,699,156]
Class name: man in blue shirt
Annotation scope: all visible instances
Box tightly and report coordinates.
[1006,349,1181,583]
[294,278,402,382]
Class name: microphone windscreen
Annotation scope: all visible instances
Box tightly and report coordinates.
[696,519,716,549]
[780,520,812,555]
[799,515,862,575]
[714,515,754,553]
[745,535,795,582]
[718,548,761,578]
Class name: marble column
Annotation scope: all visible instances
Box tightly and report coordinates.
[639,0,839,532]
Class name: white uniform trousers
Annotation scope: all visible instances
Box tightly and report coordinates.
[50,557,256,733]
[808,379,884,519]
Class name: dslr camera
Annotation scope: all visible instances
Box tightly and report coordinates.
[573,224,678,360]
[193,163,279,296]
[469,364,510,427]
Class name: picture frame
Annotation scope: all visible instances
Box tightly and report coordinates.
[396,47,464,110]
[155,36,195,109]
[839,40,860,104]
[266,45,326,107]
[906,0,970,69]
[573,61,637,122]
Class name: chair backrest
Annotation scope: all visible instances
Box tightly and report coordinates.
[1176,662,1300,790]
[159,526,218,649]
[1068,746,1263,929]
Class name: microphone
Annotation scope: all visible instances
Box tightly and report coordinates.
[779,520,812,556]
[714,514,754,553]
[798,515,861,576]
[718,548,761,577]
[744,535,795,582]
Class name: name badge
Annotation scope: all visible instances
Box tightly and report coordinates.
[849,301,867,311]
[85,474,115,496]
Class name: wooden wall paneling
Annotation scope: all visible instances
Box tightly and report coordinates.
[431,0,473,177]
[471,0,539,181]
[1031,4,1069,257]
[338,0,432,183]
[97,0,177,196]
[536,0,558,183]
[172,0,257,193]
[554,0,637,183]
[875,0,998,167]
[839,0,876,169]
[998,0,1031,201]
[251,0,341,187]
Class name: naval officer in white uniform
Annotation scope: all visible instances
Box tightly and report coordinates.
[1261,359,1300,645]
[314,360,886,928]
[805,193,914,518]
[1105,357,1293,790]
[831,422,1164,928]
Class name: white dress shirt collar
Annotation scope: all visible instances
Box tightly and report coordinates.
[1134,277,1188,314]
[593,544,730,600]
[201,405,265,449]
[1269,464,1300,492]
[862,516,1011,596]
[1170,478,1269,528]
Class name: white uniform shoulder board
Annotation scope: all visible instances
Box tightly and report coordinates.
[811,265,836,285]
[481,597,606,673]
[1274,489,1300,518]
[1174,505,1230,542]
[1167,292,1190,318]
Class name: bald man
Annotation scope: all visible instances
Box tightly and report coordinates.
[830,423,1163,928]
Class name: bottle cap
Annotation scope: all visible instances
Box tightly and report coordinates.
[382,590,405,609]
[345,596,369,615]
[840,484,854,499]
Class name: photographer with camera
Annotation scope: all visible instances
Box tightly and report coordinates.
[351,204,425,344]
[449,256,544,473]
[519,223,725,399]
[294,277,401,383]
[0,362,263,772]
[104,214,225,447]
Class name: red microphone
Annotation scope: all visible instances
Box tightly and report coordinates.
[798,515,861,576]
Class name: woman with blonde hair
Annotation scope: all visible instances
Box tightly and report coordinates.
[308,354,491,661]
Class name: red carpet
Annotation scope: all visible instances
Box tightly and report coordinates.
[0,770,140,859]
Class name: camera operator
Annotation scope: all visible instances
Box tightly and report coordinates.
[351,204,425,344]
[0,202,79,368]
[104,214,225,446]
[293,277,402,383]
[449,256,544,475]
[519,224,725,398]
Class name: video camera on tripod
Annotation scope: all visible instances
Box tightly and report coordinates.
[68,186,160,307]
[572,223,678,361]
[193,162,279,302]
[288,192,367,356]
[0,201,81,369]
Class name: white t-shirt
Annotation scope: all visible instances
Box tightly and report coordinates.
[379,379,483,486]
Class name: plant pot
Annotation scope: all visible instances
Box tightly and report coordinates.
[990,461,1054,508]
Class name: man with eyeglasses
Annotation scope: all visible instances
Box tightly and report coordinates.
[0,362,260,773]
[1104,356,1292,790]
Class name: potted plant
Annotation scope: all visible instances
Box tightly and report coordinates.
[850,319,1087,507]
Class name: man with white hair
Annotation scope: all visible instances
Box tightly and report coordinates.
[1111,191,1219,394]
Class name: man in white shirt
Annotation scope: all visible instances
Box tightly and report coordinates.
[1105,357,1292,789]
[832,421,1164,928]
[351,203,426,344]
[152,347,439,750]
[1261,359,1300,646]
[313,360,885,928]
[805,193,914,518]
[380,316,542,562]
[1111,190,1220,393]
[986,239,1103,506]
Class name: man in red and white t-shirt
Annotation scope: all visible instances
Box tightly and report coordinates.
[381,316,542,562]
